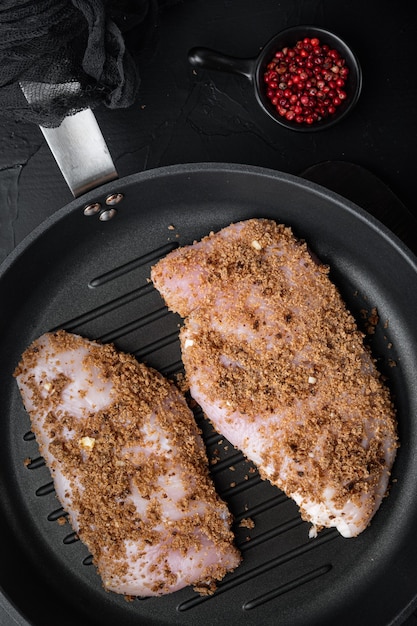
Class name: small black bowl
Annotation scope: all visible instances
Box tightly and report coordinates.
[188,25,362,132]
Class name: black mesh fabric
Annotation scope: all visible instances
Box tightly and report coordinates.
[0,0,167,128]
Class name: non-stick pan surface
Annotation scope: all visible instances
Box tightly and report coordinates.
[1,163,417,626]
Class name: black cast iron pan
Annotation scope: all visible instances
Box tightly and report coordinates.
[1,162,417,626]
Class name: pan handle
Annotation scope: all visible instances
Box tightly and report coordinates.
[20,82,118,198]
[38,109,118,198]
[188,47,256,81]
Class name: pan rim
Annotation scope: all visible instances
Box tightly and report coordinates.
[2,162,417,279]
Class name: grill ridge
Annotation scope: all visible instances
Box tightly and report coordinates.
[98,306,171,343]
[89,243,179,288]
[35,482,55,497]
[133,330,180,359]
[26,457,45,470]
[233,493,290,523]
[55,283,155,332]
[47,508,68,522]
[237,516,305,552]
[243,564,332,610]
[177,529,338,611]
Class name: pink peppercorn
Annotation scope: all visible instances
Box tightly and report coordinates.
[263,37,349,125]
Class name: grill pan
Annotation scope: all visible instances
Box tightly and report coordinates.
[1,162,417,625]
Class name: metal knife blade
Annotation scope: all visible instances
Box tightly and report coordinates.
[20,82,118,197]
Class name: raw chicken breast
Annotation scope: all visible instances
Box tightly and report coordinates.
[14,331,240,596]
[151,219,398,538]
